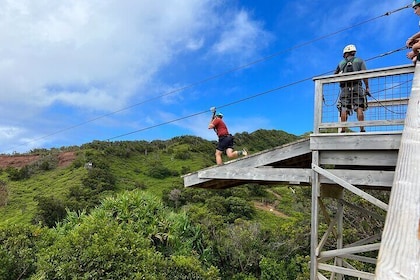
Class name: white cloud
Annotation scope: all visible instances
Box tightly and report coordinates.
[0,0,216,111]
[212,9,271,58]
[186,38,205,51]
[0,126,23,140]
[0,0,279,152]
[0,125,48,153]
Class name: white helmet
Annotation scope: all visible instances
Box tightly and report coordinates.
[343,44,357,54]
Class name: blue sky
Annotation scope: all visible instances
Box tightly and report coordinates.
[0,0,415,153]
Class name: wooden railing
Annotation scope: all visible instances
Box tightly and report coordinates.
[313,64,415,134]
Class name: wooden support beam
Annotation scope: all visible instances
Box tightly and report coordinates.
[310,132,401,151]
[339,199,386,221]
[342,254,377,264]
[191,167,394,188]
[312,164,388,211]
[316,212,340,256]
[198,167,312,184]
[313,64,414,82]
[317,272,329,280]
[320,150,398,167]
[319,243,380,259]
[318,119,404,130]
[346,233,382,248]
[318,253,377,265]
[318,263,375,279]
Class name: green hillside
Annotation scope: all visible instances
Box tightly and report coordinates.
[0,129,380,279]
[0,129,300,227]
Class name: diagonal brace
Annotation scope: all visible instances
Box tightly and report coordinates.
[312,164,388,211]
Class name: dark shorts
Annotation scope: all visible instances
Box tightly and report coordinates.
[337,85,367,112]
[217,135,234,152]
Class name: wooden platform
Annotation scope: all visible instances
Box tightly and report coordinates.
[183,131,401,190]
[182,64,416,279]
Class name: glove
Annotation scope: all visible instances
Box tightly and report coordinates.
[210,107,216,113]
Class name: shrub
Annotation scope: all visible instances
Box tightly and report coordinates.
[147,164,178,179]
[224,196,255,222]
[33,196,67,227]
[35,214,167,279]
[5,166,31,181]
[35,154,59,171]
[0,225,43,279]
[82,167,116,193]
[165,255,220,280]
[174,151,191,160]
[34,191,219,279]
[180,166,191,175]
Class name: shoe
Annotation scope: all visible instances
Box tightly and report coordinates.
[241,148,248,156]
[360,129,366,132]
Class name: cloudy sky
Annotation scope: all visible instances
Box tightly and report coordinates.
[0,0,415,153]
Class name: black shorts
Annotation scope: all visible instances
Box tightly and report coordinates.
[217,135,234,152]
[338,85,366,111]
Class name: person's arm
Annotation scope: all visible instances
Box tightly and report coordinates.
[208,117,216,129]
[360,60,370,96]
[406,32,420,47]
[334,65,341,74]
[364,78,370,94]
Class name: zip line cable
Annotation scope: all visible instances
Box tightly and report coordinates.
[106,76,314,141]
[365,46,409,62]
[106,46,409,141]
[5,46,410,151]
[3,5,411,151]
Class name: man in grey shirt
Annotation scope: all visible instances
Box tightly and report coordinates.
[334,44,370,133]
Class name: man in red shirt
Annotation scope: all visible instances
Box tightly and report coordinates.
[208,112,247,165]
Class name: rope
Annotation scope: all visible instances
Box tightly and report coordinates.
[366,79,413,115]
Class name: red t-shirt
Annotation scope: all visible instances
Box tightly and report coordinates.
[211,118,229,137]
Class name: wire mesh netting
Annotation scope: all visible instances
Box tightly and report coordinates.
[320,71,413,133]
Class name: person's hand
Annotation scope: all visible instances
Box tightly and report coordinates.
[407,51,416,60]
[406,37,414,48]
[407,37,420,48]
[365,88,371,97]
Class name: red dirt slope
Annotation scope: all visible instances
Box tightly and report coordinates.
[0,151,76,168]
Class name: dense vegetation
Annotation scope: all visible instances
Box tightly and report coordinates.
[0,129,385,279]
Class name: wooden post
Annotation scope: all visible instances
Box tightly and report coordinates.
[336,188,344,280]
[310,151,320,280]
[375,65,420,279]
